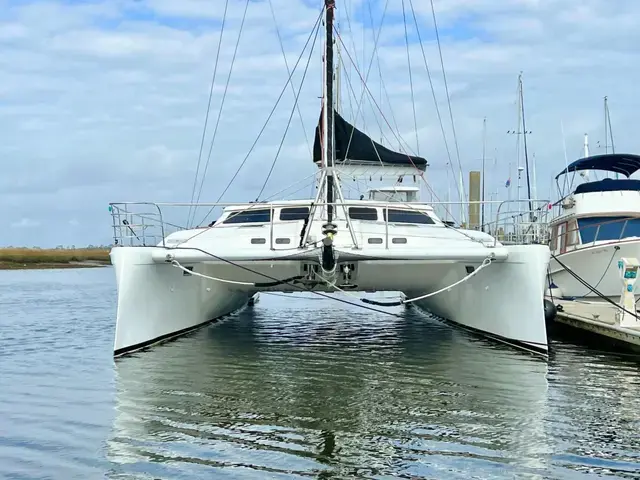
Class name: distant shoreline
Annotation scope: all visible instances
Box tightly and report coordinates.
[0,248,112,270]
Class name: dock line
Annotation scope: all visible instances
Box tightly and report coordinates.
[550,252,640,322]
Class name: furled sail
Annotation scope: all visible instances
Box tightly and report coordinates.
[312,108,428,169]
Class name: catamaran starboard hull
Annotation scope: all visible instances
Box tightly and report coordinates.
[410,245,550,354]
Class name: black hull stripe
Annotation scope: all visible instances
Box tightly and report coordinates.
[113,300,253,358]
[430,314,548,357]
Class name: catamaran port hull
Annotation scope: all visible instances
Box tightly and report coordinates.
[110,247,251,357]
[410,245,550,354]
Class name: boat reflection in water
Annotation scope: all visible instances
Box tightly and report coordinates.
[105,295,551,479]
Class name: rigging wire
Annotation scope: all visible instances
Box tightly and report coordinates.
[343,0,391,158]
[341,0,361,123]
[550,252,640,321]
[407,0,459,201]
[401,0,420,155]
[196,7,325,227]
[187,0,230,227]
[268,0,313,158]
[338,56,396,152]
[333,30,463,225]
[166,246,403,318]
[333,31,415,162]
[428,0,466,205]
[255,17,321,201]
[190,0,251,227]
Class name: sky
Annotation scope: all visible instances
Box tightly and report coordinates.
[2,0,640,247]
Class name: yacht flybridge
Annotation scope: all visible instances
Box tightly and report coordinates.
[108,0,551,357]
[549,151,640,300]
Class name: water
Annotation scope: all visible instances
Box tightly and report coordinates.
[1,269,640,479]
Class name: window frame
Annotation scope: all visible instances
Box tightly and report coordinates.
[382,208,435,225]
[348,207,378,221]
[279,206,310,221]
[222,208,272,224]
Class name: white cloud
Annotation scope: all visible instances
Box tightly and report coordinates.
[1,0,640,246]
[11,218,40,228]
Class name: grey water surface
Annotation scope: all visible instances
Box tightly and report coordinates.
[1,267,640,479]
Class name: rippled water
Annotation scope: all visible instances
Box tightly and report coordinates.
[1,268,640,479]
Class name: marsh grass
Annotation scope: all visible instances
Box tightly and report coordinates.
[0,248,111,269]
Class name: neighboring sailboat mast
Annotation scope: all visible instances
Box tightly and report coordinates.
[481,117,486,231]
[604,96,618,179]
[508,73,534,220]
[518,74,534,217]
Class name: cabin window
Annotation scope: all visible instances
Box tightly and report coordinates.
[566,219,579,247]
[576,216,640,243]
[223,209,271,224]
[558,223,567,253]
[383,209,434,224]
[279,207,310,221]
[550,225,558,250]
[349,207,378,221]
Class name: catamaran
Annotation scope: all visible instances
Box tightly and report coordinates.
[108,0,551,357]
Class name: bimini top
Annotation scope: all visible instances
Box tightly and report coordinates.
[555,153,640,179]
[575,177,640,194]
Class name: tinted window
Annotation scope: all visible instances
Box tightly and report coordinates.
[280,207,310,221]
[578,216,640,243]
[349,207,378,220]
[383,209,434,224]
[223,209,271,224]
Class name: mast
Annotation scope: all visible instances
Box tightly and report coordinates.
[324,0,336,223]
[604,96,617,179]
[604,96,609,155]
[481,117,486,231]
[606,96,615,154]
[335,22,341,115]
[518,73,533,218]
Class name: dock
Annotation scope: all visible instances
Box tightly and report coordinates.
[546,257,640,352]
[549,298,640,351]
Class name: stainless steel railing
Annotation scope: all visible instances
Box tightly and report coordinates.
[108,198,551,249]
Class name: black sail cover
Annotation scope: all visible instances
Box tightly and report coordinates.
[312,108,428,169]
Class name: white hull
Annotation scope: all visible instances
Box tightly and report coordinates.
[411,245,550,353]
[549,239,640,300]
[111,247,251,356]
[109,199,552,357]
[110,243,550,356]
